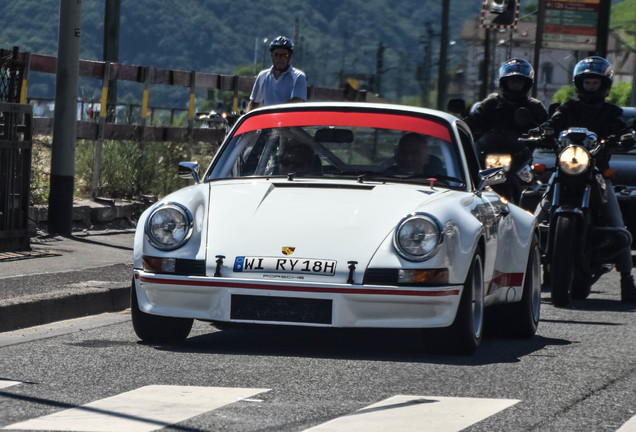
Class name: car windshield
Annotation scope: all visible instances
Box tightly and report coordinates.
[207,110,466,188]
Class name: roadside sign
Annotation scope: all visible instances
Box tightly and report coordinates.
[542,0,600,50]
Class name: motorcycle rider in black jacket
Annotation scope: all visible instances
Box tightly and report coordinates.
[536,56,636,303]
[464,58,548,142]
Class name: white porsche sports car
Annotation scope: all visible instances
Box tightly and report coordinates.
[132,102,541,354]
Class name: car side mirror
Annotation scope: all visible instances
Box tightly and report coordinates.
[178,161,200,183]
[477,167,506,192]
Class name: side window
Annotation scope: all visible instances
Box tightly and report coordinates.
[458,127,480,188]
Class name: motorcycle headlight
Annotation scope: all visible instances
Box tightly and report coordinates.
[485,153,512,170]
[394,213,443,261]
[145,202,193,250]
[558,145,590,176]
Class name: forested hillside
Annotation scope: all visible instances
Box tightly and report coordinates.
[1,0,480,104]
[1,0,631,105]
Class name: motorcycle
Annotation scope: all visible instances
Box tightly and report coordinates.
[520,126,635,307]
[474,108,538,207]
[195,110,241,131]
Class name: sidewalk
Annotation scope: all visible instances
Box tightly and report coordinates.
[0,199,143,332]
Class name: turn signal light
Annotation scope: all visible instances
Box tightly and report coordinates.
[398,268,449,285]
[533,163,546,175]
[602,169,615,179]
[142,256,176,273]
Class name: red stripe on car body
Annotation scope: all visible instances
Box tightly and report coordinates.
[137,274,460,297]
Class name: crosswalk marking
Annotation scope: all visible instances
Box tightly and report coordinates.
[0,381,21,390]
[303,395,520,432]
[2,386,634,431]
[1,385,270,432]
[617,415,636,432]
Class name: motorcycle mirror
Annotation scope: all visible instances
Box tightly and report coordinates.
[548,102,560,116]
[447,99,467,117]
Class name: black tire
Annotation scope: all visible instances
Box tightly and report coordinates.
[505,234,541,337]
[447,251,485,355]
[571,273,592,300]
[550,214,577,307]
[131,278,193,344]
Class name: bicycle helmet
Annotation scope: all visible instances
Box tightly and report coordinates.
[269,36,294,54]
[498,58,534,102]
[573,56,613,103]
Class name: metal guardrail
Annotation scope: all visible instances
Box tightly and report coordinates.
[2,47,371,143]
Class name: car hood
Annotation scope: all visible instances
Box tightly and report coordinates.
[205,179,449,266]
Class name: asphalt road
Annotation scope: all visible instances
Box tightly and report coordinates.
[1,270,635,431]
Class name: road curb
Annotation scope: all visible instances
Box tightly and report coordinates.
[0,285,130,333]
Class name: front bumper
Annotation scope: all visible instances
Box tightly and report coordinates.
[133,270,463,329]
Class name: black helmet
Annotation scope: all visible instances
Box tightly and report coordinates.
[573,56,613,103]
[269,36,294,54]
[498,58,534,102]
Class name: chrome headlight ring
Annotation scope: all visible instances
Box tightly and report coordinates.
[145,202,194,251]
[393,213,443,262]
[558,145,590,176]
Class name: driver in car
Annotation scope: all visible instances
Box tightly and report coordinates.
[390,133,444,176]
[278,142,318,174]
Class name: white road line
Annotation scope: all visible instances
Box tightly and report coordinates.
[303,395,520,432]
[0,381,21,390]
[617,415,636,432]
[2,385,270,432]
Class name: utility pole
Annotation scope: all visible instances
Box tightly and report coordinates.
[437,0,450,110]
[480,29,491,100]
[418,22,435,107]
[375,42,384,96]
[48,0,82,235]
[596,0,610,57]
[103,0,120,123]
[632,31,636,106]
[532,0,546,98]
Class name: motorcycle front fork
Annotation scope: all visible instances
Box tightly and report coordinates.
[543,182,591,264]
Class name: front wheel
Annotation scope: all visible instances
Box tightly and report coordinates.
[446,250,485,355]
[131,278,193,344]
[550,214,578,307]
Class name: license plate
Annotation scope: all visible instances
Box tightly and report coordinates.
[233,256,336,276]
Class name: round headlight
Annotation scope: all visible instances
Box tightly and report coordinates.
[394,213,443,261]
[145,203,193,250]
[558,145,590,176]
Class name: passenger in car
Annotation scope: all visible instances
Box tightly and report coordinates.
[390,132,444,176]
[278,142,320,174]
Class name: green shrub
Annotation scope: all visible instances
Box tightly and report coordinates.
[31,137,219,204]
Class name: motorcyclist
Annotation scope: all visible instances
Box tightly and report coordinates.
[535,56,636,303]
[464,58,548,142]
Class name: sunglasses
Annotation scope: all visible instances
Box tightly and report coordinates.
[272,52,289,59]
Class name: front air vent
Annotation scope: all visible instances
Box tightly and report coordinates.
[231,295,332,324]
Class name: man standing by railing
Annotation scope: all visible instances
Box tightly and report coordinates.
[247,36,307,112]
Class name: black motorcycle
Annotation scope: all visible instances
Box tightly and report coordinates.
[520,127,634,307]
[474,108,538,207]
